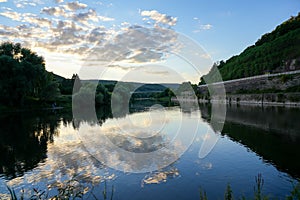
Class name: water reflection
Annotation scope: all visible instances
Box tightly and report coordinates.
[142,167,179,185]
[1,101,300,199]
[0,101,180,180]
[78,106,199,173]
[200,104,300,179]
[0,111,70,179]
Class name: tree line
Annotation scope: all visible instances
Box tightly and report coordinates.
[200,12,300,84]
[0,42,59,107]
[0,42,114,110]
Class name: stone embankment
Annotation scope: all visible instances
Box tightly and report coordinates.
[198,70,300,106]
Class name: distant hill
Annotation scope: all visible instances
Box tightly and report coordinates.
[50,72,180,95]
[200,12,300,84]
[82,79,179,91]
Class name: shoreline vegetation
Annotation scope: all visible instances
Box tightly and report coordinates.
[197,13,300,106]
[199,13,300,84]
[4,174,300,200]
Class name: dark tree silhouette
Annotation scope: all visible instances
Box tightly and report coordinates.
[0,42,59,107]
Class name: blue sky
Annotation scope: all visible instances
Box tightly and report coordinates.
[0,0,299,83]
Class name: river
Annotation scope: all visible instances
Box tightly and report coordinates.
[0,101,299,199]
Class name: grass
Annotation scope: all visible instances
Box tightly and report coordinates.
[199,174,300,200]
[5,174,300,200]
[6,179,114,200]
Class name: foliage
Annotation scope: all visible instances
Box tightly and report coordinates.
[200,13,300,84]
[96,83,110,105]
[198,174,300,200]
[73,82,110,110]
[6,179,114,200]
[175,82,203,99]
[58,74,82,95]
[286,182,300,200]
[254,173,268,200]
[199,187,208,200]
[224,183,233,200]
[4,174,300,200]
[0,42,59,107]
[176,82,193,94]
[111,83,131,106]
[152,88,175,100]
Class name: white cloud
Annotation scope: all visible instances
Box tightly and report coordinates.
[64,1,87,11]
[0,11,22,21]
[0,4,179,76]
[201,24,213,30]
[13,0,43,8]
[2,7,12,10]
[87,25,178,64]
[98,15,114,22]
[0,0,7,2]
[193,17,213,32]
[23,16,52,28]
[107,64,136,71]
[193,24,213,33]
[41,6,68,17]
[141,10,177,26]
[87,27,106,43]
[0,25,19,38]
[121,22,130,27]
[200,53,211,59]
[72,9,114,26]
[73,9,98,23]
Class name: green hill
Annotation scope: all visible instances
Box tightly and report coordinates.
[200,12,300,84]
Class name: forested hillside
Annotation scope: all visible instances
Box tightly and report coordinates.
[200,13,300,84]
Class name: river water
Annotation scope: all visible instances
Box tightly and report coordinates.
[0,101,299,199]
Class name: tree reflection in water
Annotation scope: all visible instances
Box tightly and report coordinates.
[0,111,65,179]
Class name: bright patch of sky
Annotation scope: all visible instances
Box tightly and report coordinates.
[0,0,299,83]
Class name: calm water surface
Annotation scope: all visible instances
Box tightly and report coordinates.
[0,101,299,199]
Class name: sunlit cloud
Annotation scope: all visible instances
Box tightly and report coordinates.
[142,168,179,185]
[1,7,12,11]
[6,123,116,193]
[144,69,170,76]
[200,24,213,30]
[97,15,114,22]
[14,0,43,8]
[107,64,136,71]
[41,6,69,17]
[0,11,22,21]
[0,0,7,3]
[141,10,177,26]
[64,1,87,11]
[0,1,181,80]
[70,9,114,27]
[23,16,52,28]
[200,53,211,59]
[193,17,213,33]
[0,11,51,28]
[86,25,178,64]
[121,21,130,27]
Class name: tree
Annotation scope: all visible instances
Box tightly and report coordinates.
[0,42,59,107]
[59,74,82,95]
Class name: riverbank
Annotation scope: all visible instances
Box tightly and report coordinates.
[0,95,72,113]
[199,93,300,107]
[198,71,300,107]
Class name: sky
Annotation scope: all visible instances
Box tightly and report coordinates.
[0,0,299,83]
